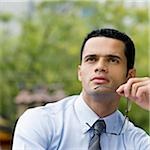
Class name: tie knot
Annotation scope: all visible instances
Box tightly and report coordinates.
[93,120,106,135]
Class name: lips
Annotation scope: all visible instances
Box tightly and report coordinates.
[91,76,109,84]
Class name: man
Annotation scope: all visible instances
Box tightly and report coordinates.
[12,28,150,150]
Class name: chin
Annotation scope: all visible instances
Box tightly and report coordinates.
[93,92,118,101]
[95,86,113,92]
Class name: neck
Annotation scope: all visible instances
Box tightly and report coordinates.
[82,91,120,117]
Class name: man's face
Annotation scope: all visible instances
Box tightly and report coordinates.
[78,37,134,96]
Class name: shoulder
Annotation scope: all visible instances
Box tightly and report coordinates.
[14,95,79,144]
[44,95,79,114]
[123,119,150,149]
[116,111,150,149]
[17,95,79,125]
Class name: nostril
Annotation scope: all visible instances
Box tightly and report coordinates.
[95,67,107,73]
[95,68,99,72]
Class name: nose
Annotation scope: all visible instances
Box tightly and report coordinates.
[94,58,108,73]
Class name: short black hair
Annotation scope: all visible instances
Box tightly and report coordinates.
[80,28,135,70]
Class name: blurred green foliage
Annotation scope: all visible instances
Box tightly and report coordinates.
[0,1,149,133]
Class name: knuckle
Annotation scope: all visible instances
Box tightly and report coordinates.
[132,83,137,89]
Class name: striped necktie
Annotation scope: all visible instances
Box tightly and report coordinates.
[88,120,106,150]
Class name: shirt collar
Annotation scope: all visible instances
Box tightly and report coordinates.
[74,93,126,134]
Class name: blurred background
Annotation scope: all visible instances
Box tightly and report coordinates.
[0,0,149,149]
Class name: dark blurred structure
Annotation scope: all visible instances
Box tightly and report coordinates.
[0,116,12,150]
[15,83,66,117]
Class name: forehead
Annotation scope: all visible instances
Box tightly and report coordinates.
[83,37,125,57]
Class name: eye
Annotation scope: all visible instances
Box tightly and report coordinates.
[86,57,97,62]
[108,57,120,64]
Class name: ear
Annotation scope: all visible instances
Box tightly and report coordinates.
[127,68,136,79]
[78,65,82,81]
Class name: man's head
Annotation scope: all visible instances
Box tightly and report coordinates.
[78,28,136,100]
[80,28,135,71]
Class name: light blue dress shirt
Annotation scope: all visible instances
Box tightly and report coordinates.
[13,94,150,150]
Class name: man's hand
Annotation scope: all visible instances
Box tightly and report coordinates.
[116,77,150,110]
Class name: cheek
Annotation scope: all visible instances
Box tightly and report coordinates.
[111,66,127,81]
[119,71,127,83]
[79,68,91,83]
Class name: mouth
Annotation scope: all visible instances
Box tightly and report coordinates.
[90,76,116,91]
[91,77,109,84]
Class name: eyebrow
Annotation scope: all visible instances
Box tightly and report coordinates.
[106,54,122,60]
[84,54,122,60]
[84,54,96,58]
[83,55,97,61]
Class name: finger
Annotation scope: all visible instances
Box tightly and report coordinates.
[131,80,150,99]
[133,86,150,110]
[136,85,150,101]
[116,77,150,97]
[116,84,126,96]
[121,77,149,98]
[122,78,140,97]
